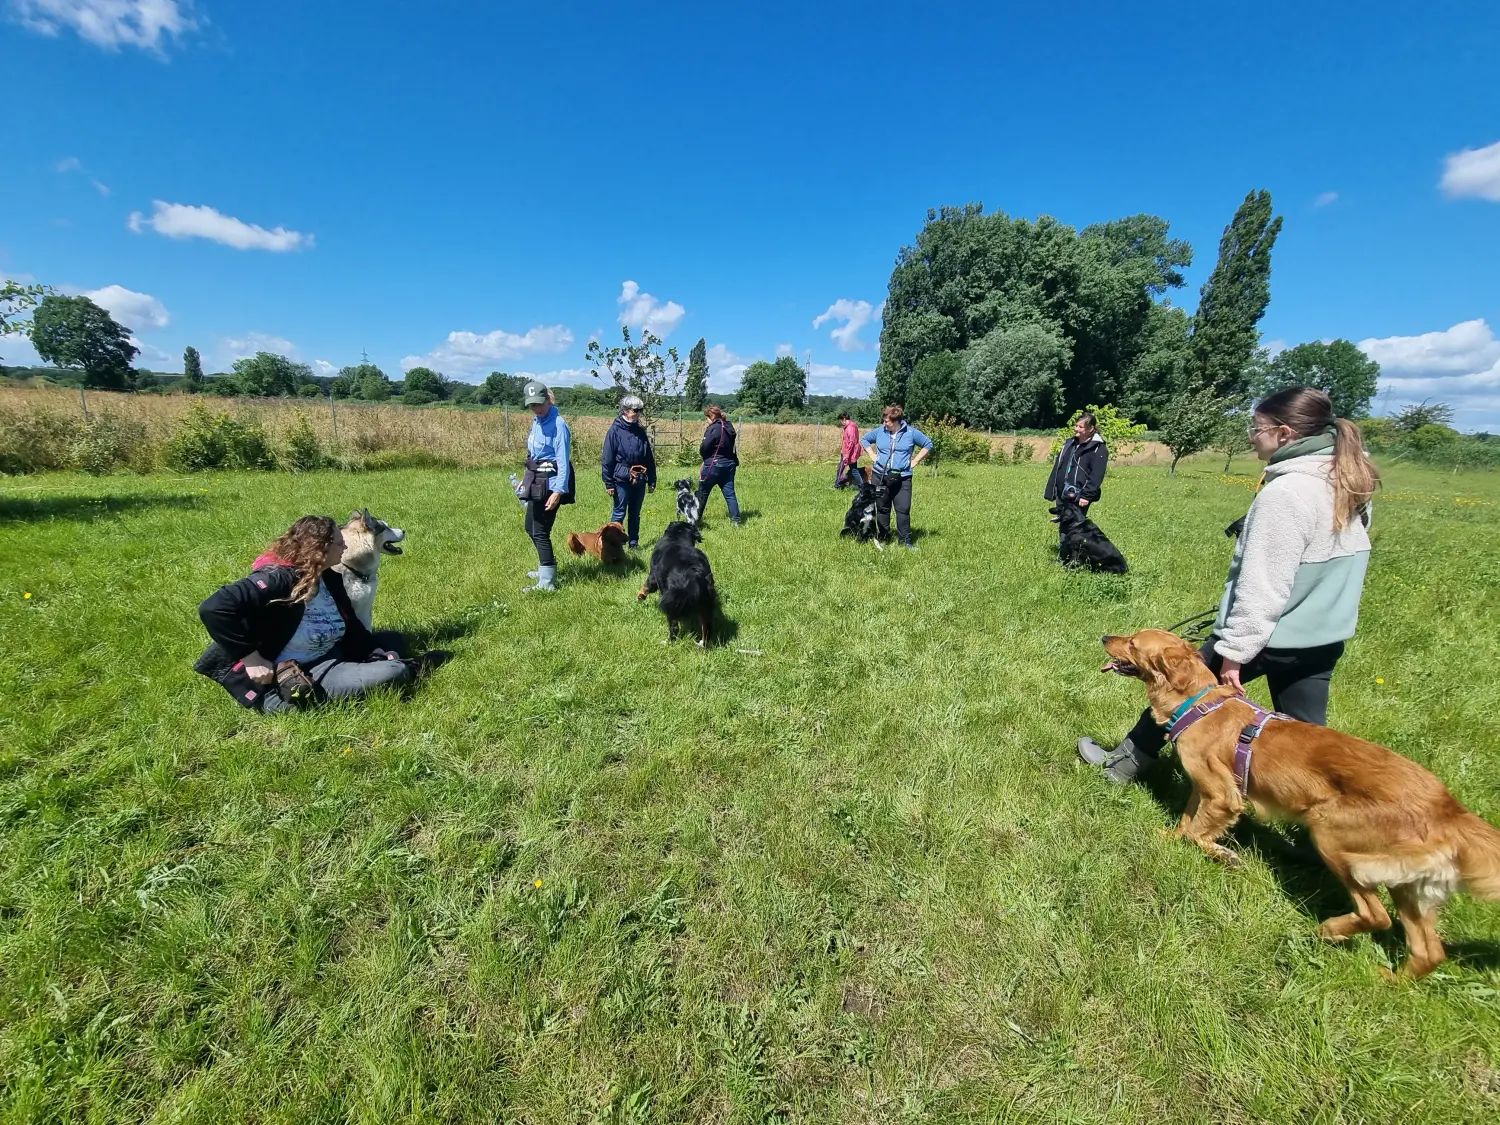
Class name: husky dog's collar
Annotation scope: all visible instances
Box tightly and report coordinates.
[341,562,377,581]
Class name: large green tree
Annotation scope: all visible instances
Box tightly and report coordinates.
[684,337,709,411]
[873,204,1194,424]
[1189,190,1283,397]
[333,363,386,400]
[402,366,443,398]
[1261,340,1380,418]
[182,346,204,393]
[737,356,807,413]
[29,295,138,388]
[956,322,1072,431]
[231,352,310,397]
[904,350,962,422]
[476,370,526,405]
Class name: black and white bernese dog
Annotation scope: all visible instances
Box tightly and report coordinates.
[839,466,882,548]
[639,520,717,645]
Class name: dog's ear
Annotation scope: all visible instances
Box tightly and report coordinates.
[349,509,362,523]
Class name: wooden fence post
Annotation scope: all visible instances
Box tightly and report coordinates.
[328,390,339,444]
[504,406,511,451]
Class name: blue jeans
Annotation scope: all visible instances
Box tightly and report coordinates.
[696,463,740,522]
[609,480,647,544]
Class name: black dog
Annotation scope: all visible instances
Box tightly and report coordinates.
[638,520,716,645]
[839,466,882,547]
[1050,502,1128,574]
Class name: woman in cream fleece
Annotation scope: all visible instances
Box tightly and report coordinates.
[1079,387,1381,784]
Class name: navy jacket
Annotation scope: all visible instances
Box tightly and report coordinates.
[1044,434,1108,503]
[699,418,739,468]
[601,415,657,487]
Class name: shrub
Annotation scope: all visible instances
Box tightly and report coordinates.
[0,406,80,473]
[1011,438,1035,464]
[166,403,276,471]
[1049,404,1148,459]
[920,415,990,464]
[1406,423,1460,458]
[298,383,322,398]
[402,389,439,406]
[282,410,326,472]
[70,411,150,475]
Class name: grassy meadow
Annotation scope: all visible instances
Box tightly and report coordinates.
[2,458,1499,1123]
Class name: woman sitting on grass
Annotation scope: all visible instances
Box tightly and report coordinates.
[1078,386,1379,783]
[195,515,412,712]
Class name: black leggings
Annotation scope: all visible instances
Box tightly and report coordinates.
[874,473,913,542]
[1128,635,1345,758]
[525,500,557,566]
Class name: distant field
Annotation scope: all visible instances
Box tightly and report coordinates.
[1,461,1498,1123]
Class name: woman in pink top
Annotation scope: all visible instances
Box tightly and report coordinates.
[835,410,862,488]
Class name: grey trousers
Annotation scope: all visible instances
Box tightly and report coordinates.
[262,630,412,713]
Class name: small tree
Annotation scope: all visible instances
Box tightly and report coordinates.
[477,370,526,405]
[1160,386,1227,474]
[1393,400,1454,432]
[684,337,709,411]
[1,280,52,361]
[403,366,443,399]
[1263,339,1380,418]
[182,345,204,393]
[1049,403,1148,459]
[334,363,385,400]
[360,370,392,401]
[1213,402,1255,470]
[231,352,309,397]
[29,295,138,388]
[587,326,684,424]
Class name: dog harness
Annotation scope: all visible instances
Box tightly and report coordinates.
[1163,688,1284,795]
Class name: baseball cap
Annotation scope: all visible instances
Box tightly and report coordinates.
[523,380,549,406]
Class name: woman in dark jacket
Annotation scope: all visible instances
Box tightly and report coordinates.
[694,404,741,526]
[195,515,410,712]
[1044,412,1108,510]
[600,393,656,548]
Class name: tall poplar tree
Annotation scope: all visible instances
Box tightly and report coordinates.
[1189,190,1283,397]
[182,345,204,392]
[684,337,709,411]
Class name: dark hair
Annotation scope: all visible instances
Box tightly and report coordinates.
[882,404,905,424]
[704,404,726,422]
[837,410,851,420]
[1255,387,1380,531]
[267,515,338,604]
[1077,411,1097,430]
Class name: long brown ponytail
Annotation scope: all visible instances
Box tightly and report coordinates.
[1255,387,1379,531]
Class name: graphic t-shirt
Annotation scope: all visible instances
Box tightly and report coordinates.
[278,580,346,664]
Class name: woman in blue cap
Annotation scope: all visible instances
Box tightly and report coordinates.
[514,381,574,591]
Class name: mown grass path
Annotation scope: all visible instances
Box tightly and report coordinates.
[2,461,1498,1123]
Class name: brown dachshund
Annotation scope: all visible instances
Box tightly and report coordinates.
[1102,628,1500,978]
[566,522,629,565]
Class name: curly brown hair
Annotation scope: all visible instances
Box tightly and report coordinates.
[266,515,338,604]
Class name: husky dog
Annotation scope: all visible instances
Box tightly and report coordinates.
[675,479,702,525]
[336,509,406,629]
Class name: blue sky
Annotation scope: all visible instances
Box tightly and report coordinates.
[2,0,1498,427]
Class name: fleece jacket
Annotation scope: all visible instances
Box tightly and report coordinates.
[1213,449,1372,663]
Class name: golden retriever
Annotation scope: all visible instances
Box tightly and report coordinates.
[1101,628,1500,978]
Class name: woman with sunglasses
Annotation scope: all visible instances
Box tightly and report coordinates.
[601,393,656,548]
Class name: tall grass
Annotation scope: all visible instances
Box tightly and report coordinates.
[0,384,1177,473]
[1,460,1497,1122]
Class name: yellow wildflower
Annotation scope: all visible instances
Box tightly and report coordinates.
[1375,677,1385,685]
[534,878,544,888]
[23,592,32,599]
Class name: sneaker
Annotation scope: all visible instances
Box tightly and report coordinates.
[900,540,918,551]
[730,519,742,528]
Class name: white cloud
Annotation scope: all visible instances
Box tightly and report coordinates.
[92,178,110,196]
[706,343,751,392]
[809,361,877,398]
[53,155,82,173]
[1440,140,1500,202]
[402,324,574,378]
[217,333,300,367]
[132,337,178,371]
[129,201,313,252]
[1360,319,1500,431]
[616,280,685,339]
[812,298,884,352]
[84,284,168,332]
[511,367,595,389]
[775,342,795,357]
[312,359,337,376]
[11,0,198,54]
[1313,191,1338,208]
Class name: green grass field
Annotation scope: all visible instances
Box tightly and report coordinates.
[3,460,1499,1124]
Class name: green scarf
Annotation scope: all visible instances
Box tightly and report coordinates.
[1268,427,1336,465]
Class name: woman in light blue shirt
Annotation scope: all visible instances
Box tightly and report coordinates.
[861,404,933,549]
[514,380,574,591]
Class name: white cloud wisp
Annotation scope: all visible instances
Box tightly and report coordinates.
[129,201,313,252]
[402,325,574,378]
[1440,140,1500,202]
[11,0,198,54]
[1360,319,1500,431]
[616,280,685,339]
[813,299,883,352]
[84,284,168,332]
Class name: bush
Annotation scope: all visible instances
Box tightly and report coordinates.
[298,383,322,398]
[166,403,276,471]
[402,389,439,406]
[282,411,325,472]
[70,411,150,475]
[1049,404,1148,459]
[1406,423,1460,458]
[0,406,80,473]
[1010,438,1034,464]
[920,415,990,464]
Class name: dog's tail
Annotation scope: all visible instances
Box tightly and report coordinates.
[567,533,586,557]
[1455,813,1500,900]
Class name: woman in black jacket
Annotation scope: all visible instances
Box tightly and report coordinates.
[694,404,741,526]
[1044,412,1108,510]
[195,515,411,711]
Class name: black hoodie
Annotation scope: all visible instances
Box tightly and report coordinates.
[1044,434,1108,503]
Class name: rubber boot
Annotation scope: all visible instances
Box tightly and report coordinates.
[1078,736,1150,785]
[522,565,557,592]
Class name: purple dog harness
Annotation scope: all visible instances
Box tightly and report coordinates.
[1164,688,1284,795]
